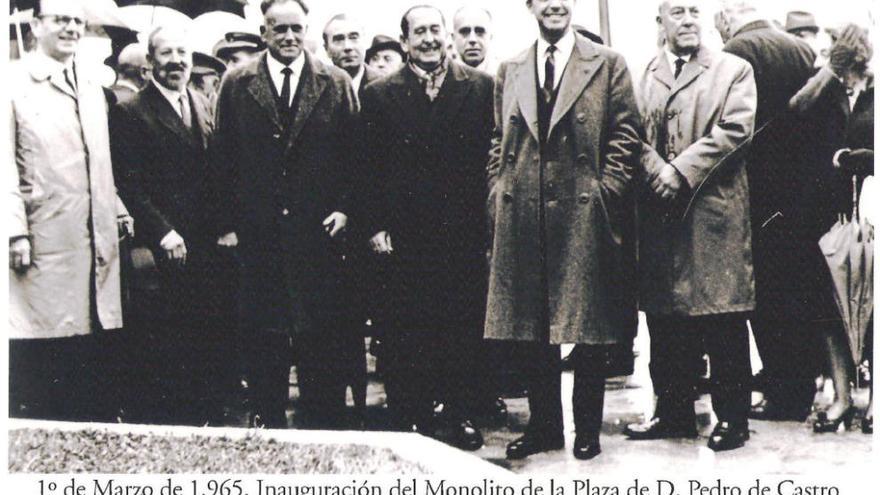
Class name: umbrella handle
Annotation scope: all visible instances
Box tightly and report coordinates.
[852,175,860,222]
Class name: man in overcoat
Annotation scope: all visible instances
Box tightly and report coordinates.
[323,14,383,102]
[623,0,757,452]
[484,0,642,460]
[110,26,221,425]
[8,0,127,422]
[211,0,359,428]
[715,1,822,422]
[361,4,494,450]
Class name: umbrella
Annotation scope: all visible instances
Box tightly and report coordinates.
[117,5,193,35]
[819,176,875,366]
[116,0,247,18]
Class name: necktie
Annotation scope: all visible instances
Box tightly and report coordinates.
[674,58,686,79]
[280,67,293,108]
[543,45,557,102]
[179,94,192,129]
[63,67,77,94]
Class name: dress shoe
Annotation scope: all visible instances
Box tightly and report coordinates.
[623,417,697,440]
[862,416,873,434]
[573,435,601,460]
[750,398,810,422]
[707,422,749,451]
[428,419,484,451]
[506,433,565,460]
[813,406,855,433]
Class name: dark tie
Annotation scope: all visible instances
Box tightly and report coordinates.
[674,58,686,79]
[63,67,77,94]
[279,67,293,108]
[543,45,557,102]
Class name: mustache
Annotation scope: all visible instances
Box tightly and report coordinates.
[417,41,443,51]
[161,62,189,72]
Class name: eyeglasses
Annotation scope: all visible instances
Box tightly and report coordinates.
[39,14,85,28]
[270,24,304,35]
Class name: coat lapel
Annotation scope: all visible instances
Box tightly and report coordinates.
[285,52,329,152]
[549,36,604,136]
[432,62,474,127]
[388,67,431,134]
[246,55,282,131]
[667,47,710,102]
[650,51,675,90]
[144,83,200,150]
[514,43,540,141]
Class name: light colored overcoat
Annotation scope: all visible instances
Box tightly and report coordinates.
[637,46,757,316]
[8,54,124,339]
[484,35,642,344]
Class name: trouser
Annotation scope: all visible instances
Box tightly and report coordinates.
[646,313,752,427]
[9,334,114,422]
[522,343,606,441]
[295,329,362,428]
[243,330,291,428]
[751,311,822,410]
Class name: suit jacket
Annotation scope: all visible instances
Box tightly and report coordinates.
[637,46,757,317]
[110,82,215,251]
[8,54,124,337]
[484,35,642,344]
[211,51,359,334]
[360,61,494,330]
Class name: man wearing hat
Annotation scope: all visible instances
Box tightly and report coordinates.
[786,11,829,67]
[366,34,406,76]
[111,42,149,104]
[189,51,226,106]
[213,31,265,73]
[323,14,382,100]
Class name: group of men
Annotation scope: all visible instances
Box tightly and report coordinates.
[8,0,861,461]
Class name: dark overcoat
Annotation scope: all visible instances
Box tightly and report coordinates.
[484,36,642,345]
[637,46,757,317]
[360,61,494,331]
[210,52,359,335]
[722,21,824,319]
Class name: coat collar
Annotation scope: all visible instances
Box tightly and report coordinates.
[512,33,604,141]
[731,19,773,38]
[649,44,713,99]
[245,51,330,142]
[26,52,79,100]
[385,60,473,130]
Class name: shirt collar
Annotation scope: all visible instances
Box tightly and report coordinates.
[29,50,74,81]
[664,48,691,73]
[408,55,449,80]
[351,64,365,90]
[266,51,305,78]
[153,80,186,109]
[537,28,576,60]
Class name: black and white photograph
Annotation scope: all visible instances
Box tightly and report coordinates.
[3,0,876,488]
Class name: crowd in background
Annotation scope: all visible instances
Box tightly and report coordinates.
[7,0,874,462]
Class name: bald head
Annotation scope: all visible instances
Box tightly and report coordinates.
[715,0,763,42]
[117,42,149,87]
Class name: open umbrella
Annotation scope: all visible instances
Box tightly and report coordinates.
[819,176,875,366]
[116,0,247,18]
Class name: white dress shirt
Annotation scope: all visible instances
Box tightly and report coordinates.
[664,49,692,77]
[266,52,306,107]
[350,64,365,93]
[536,28,576,90]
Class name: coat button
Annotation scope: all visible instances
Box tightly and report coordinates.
[509,115,519,125]
[578,193,591,204]
[667,152,677,161]
[578,154,589,166]
[577,112,587,123]
[502,192,513,203]
[282,208,290,216]
[96,255,106,266]
[273,133,281,139]
[506,152,516,164]
[667,112,676,120]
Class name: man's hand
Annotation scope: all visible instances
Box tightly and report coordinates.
[651,164,686,201]
[217,232,239,248]
[370,231,393,254]
[117,214,134,239]
[160,230,187,266]
[9,237,31,272]
[323,212,348,238]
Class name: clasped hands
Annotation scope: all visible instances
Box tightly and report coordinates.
[649,163,686,201]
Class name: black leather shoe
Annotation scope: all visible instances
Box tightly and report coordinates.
[750,398,810,422]
[573,435,601,460]
[623,417,697,440]
[506,433,564,460]
[429,419,484,451]
[707,422,749,451]
[813,406,855,433]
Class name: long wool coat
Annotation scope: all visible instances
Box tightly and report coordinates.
[637,46,757,317]
[210,52,360,336]
[8,55,124,338]
[484,36,643,345]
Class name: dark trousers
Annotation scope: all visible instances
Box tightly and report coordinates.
[9,333,120,422]
[295,329,363,428]
[242,329,291,428]
[522,343,606,441]
[751,311,822,410]
[646,313,752,426]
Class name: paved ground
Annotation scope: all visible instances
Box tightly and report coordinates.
[213,319,873,476]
